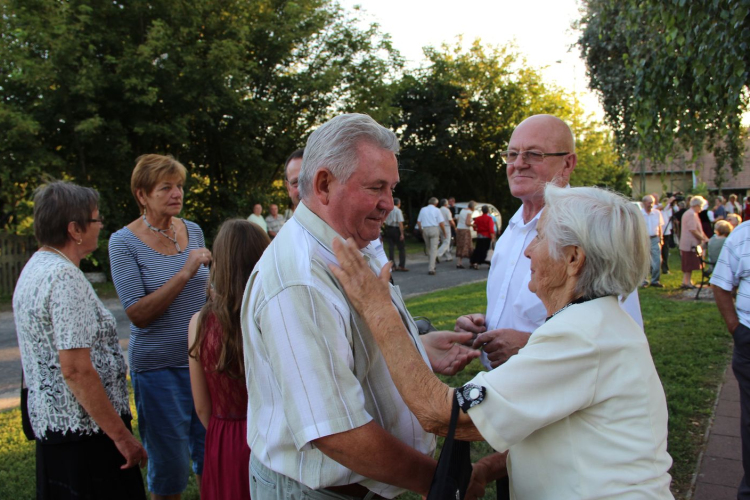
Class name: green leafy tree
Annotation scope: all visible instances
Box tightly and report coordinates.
[0,0,401,241]
[578,0,750,185]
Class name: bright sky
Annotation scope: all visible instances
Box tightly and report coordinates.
[339,0,603,119]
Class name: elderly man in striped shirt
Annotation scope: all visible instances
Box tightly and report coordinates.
[241,113,479,500]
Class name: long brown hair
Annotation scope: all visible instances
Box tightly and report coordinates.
[189,219,270,378]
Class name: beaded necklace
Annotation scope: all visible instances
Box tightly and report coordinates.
[142,215,182,253]
[43,245,77,267]
[544,295,605,323]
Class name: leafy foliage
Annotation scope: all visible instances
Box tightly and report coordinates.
[578,0,750,185]
[0,0,402,240]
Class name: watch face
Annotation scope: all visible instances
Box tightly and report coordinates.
[457,383,486,413]
[468,387,481,400]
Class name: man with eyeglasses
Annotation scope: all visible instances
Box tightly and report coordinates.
[456,114,643,367]
[453,114,644,493]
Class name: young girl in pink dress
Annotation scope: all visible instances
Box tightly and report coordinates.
[188,219,270,500]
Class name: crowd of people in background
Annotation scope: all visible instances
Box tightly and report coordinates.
[17,111,750,500]
[639,191,747,291]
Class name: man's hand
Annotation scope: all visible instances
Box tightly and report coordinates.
[421,331,480,375]
[466,452,508,500]
[455,314,487,346]
[473,329,531,368]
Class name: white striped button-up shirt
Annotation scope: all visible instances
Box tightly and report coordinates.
[241,202,435,498]
[711,221,750,327]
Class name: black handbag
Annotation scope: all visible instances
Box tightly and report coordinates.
[426,389,472,500]
[20,372,35,441]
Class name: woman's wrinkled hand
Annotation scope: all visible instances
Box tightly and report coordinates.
[114,433,148,469]
[330,237,392,322]
[182,248,212,278]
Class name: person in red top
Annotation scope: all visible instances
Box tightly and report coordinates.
[188,219,271,500]
[470,205,496,269]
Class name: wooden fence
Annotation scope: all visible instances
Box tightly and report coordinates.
[0,232,36,297]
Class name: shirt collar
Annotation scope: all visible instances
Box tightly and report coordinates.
[508,205,543,232]
[507,184,570,231]
[294,201,381,268]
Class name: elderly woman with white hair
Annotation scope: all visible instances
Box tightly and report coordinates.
[679,195,709,289]
[330,185,673,499]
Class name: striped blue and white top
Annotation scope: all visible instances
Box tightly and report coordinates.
[711,220,750,327]
[109,220,209,372]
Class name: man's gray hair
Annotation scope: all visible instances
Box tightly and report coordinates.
[642,194,654,203]
[428,197,438,205]
[543,185,649,300]
[298,113,399,200]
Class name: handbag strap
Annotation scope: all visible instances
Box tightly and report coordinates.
[445,389,461,443]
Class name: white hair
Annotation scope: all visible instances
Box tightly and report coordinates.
[543,185,650,299]
[690,195,706,207]
[298,113,399,200]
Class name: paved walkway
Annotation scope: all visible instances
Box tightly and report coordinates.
[693,367,743,499]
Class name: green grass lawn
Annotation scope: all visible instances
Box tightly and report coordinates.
[0,249,732,498]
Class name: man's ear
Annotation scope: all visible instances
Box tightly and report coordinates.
[562,153,577,180]
[313,169,334,206]
[565,245,585,277]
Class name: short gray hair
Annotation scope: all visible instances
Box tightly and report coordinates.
[298,113,399,200]
[33,181,99,247]
[543,185,649,299]
[428,197,438,205]
[690,195,706,207]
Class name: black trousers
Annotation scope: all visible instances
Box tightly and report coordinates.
[384,226,406,268]
[734,323,750,499]
[36,421,146,500]
[470,238,491,265]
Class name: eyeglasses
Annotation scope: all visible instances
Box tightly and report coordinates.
[499,150,570,165]
[88,217,104,224]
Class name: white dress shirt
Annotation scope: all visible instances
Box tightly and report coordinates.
[641,208,663,237]
[417,205,443,227]
[483,206,644,368]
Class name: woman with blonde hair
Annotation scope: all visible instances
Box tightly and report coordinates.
[188,219,270,500]
[109,154,211,499]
